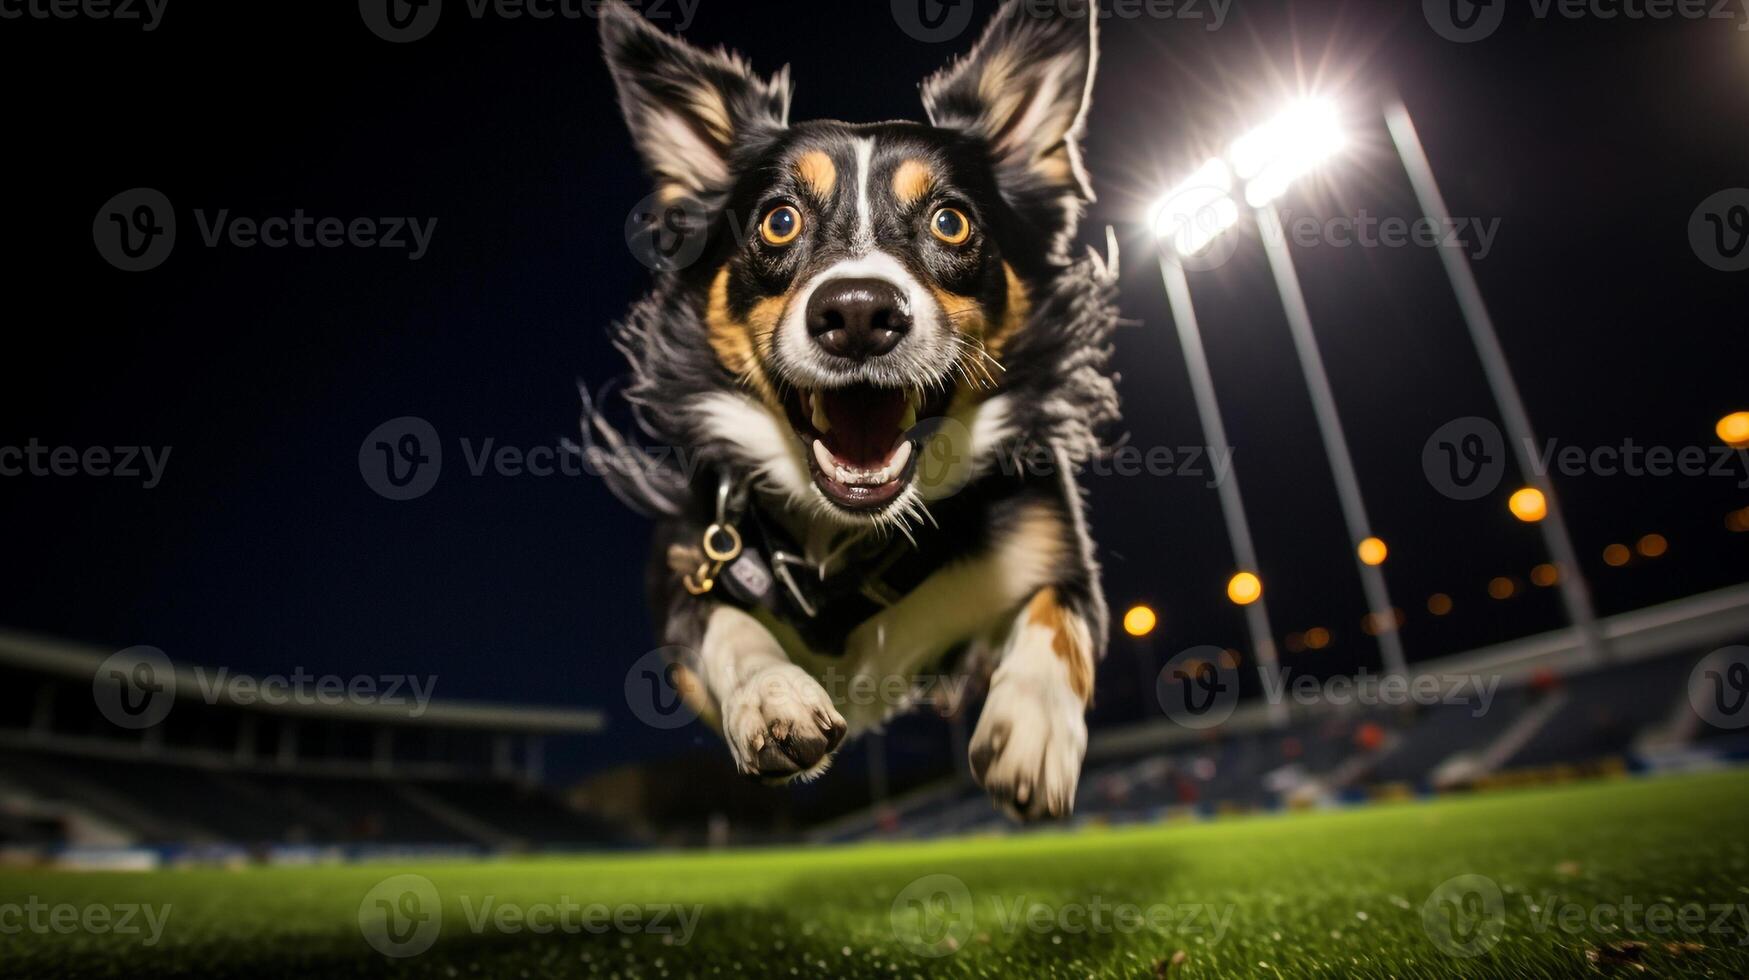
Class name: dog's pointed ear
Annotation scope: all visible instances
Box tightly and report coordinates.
[600,0,792,203]
[921,0,1098,238]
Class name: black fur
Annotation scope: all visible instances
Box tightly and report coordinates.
[587,0,1121,757]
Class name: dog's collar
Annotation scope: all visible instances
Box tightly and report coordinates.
[677,471,954,653]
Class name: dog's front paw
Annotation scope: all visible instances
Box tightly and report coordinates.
[969,670,1087,822]
[723,664,847,782]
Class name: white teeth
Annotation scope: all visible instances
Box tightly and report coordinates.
[886,439,913,477]
[811,393,831,433]
[814,438,916,488]
[899,402,917,433]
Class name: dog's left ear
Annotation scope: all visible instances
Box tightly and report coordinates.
[922,0,1098,242]
[600,0,792,204]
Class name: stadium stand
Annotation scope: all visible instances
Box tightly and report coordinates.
[0,630,618,864]
[813,584,1749,842]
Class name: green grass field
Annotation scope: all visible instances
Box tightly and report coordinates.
[5,770,1748,979]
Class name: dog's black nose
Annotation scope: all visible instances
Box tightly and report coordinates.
[805,278,911,360]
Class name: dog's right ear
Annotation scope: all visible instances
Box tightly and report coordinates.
[599,1,792,204]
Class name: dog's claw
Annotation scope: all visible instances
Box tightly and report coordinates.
[724,664,847,782]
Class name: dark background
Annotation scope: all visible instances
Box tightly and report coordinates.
[2,0,1744,786]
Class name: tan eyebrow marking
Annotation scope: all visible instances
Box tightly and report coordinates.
[893,159,935,207]
[795,150,837,199]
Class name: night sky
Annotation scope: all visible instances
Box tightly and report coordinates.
[3,0,1745,782]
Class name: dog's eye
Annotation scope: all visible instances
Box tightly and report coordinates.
[930,207,972,245]
[759,204,803,246]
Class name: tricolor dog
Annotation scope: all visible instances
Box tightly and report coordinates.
[588,0,1119,820]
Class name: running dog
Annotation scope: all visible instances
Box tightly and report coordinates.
[588,0,1119,820]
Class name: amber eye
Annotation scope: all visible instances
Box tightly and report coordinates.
[760,204,802,246]
[930,206,972,245]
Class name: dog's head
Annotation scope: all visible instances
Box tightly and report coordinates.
[601,0,1109,528]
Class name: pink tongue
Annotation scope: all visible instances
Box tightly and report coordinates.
[821,388,906,468]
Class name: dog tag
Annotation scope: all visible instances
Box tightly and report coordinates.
[720,549,774,607]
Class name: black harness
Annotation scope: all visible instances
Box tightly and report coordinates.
[676,473,962,654]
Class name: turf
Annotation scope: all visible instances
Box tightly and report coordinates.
[4,770,1748,979]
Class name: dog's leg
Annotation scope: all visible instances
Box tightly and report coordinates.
[698,604,847,782]
[968,587,1094,821]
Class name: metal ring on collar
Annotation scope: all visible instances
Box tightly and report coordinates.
[702,523,742,563]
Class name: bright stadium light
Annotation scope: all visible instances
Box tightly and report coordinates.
[1152,158,1240,257]
[1230,98,1346,208]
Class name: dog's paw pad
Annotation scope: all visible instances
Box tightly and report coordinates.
[724,665,846,782]
[969,674,1086,822]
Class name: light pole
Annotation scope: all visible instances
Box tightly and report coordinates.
[1234,100,1408,678]
[1155,101,1410,681]
[1253,202,1409,678]
[1152,168,1287,725]
[1383,101,1606,665]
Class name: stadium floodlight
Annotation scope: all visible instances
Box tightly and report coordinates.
[1230,98,1346,208]
[1151,158,1240,256]
[1386,99,1606,664]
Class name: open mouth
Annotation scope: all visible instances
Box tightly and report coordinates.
[785,383,952,510]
